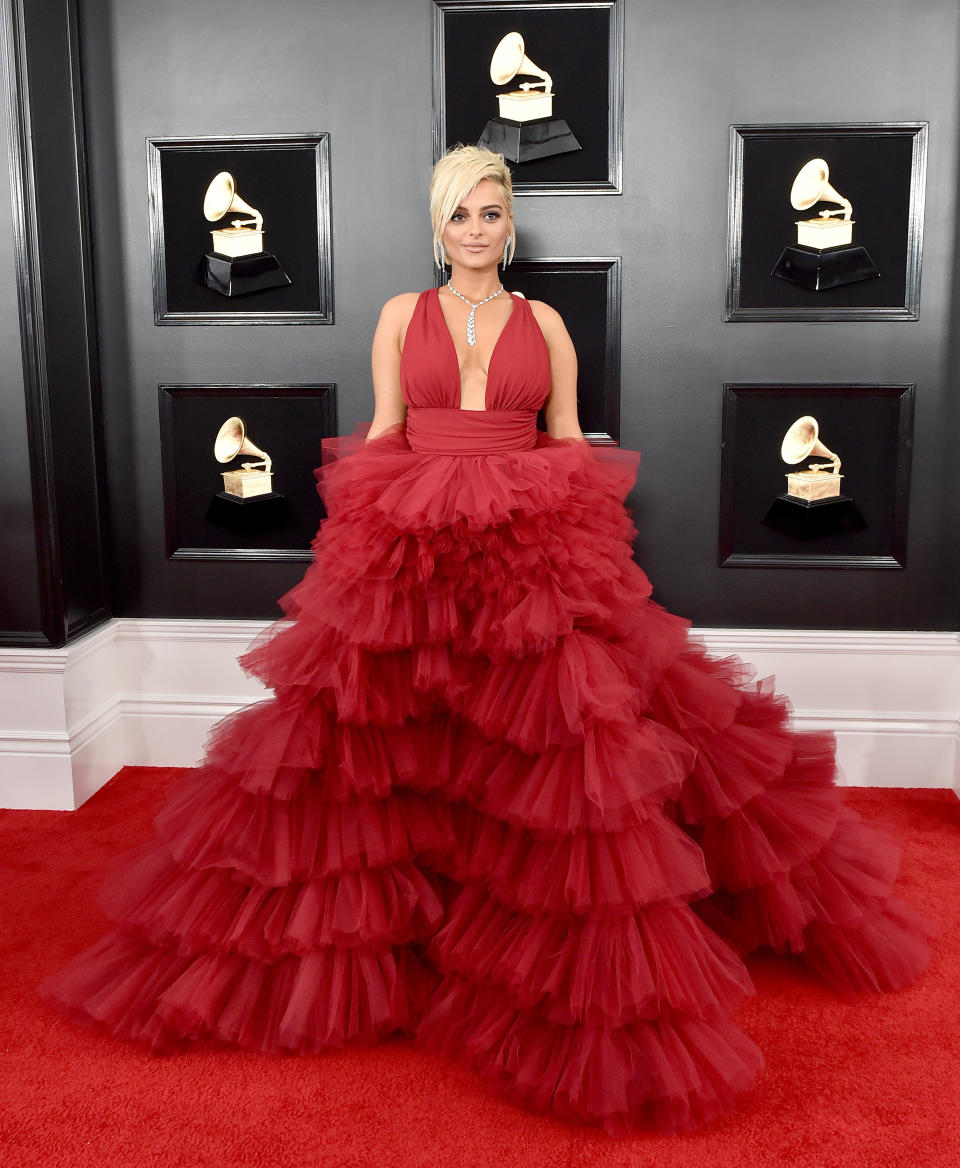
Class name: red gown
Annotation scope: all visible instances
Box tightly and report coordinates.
[41,287,932,1135]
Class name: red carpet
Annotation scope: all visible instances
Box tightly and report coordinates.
[1,767,957,1168]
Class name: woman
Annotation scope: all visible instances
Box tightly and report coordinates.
[42,146,932,1137]
[368,149,580,439]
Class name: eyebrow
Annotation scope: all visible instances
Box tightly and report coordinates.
[454,203,504,212]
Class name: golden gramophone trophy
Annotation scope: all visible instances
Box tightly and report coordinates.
[203,416,292,536]
[477,32,581,163]
[771,159,880,291]
[215,416,274,498]
[761,415,866,539]
[200,172,291,297]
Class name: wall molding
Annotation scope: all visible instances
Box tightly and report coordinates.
[0,0,110,647]
[1,618,957,810]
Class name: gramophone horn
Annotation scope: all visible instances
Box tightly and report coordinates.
[214,416,271,471]
[203,172,263,227]
[490,31,553,92]
[780,415,840,468]
[789,158,852,220]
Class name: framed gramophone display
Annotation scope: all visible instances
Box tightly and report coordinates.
[718,384,914,569]
[432,0,623,195]
[147,134,333,325]
[159,384,336,560]
[726,123,927,321]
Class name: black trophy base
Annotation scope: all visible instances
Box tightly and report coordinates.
[205,491,294,535]
[200,252,292,297]
[761,494,867,540]
[478,116,581,163]
[771,245,880,291]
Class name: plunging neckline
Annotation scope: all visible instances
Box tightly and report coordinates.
[433,285,517,412]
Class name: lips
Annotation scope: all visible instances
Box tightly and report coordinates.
[462,244,488,251]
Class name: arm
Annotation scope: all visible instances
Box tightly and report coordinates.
[529,300,584,441]
[368,293,418,441]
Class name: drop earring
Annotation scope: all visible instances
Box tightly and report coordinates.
[502,238,511,266]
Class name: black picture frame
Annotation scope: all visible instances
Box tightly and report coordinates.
[159,384,337,561]
[719,383,914,569]
[726,123,927,321]
[432,0,623,195]
[147,134,333,325]
[437,256,622,443]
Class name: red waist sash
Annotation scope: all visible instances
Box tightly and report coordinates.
[405,407,538,455]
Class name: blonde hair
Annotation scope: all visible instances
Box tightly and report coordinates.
[429,145,515,269]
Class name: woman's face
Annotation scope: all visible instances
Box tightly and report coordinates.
[441,179,512,270]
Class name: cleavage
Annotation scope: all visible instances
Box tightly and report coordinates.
[438,292,515,411]
[456,348,490,411]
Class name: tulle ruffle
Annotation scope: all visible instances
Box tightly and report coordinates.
[42,930,436,1055]
[426,883,755,1028]
[416,974,764,1136]
[442,801,711,915]
[150,768,455,884]
[317,423,644,536]
[99,843,445,958]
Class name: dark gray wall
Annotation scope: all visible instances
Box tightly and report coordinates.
[74,0,960,628]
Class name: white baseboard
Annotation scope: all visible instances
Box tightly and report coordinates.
[1,619,957,810]
[0,619,269,809]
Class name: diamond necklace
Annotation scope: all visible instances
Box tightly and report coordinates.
[446,282,504,347]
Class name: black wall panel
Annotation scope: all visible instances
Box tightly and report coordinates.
[0,18,43,638]
[1,0,109,645]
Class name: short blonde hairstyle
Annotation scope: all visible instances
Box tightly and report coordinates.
[429,145,515,269]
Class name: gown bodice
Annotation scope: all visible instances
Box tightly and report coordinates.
[400,286,551,455]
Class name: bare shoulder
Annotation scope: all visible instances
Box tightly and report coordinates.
[523,297,570,340]
[378,290,422,328]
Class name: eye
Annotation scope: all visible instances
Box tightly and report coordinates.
[483,211,501,221]
[450,211,466,222]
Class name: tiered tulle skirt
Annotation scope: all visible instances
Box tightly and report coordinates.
[41,424,932,1135]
